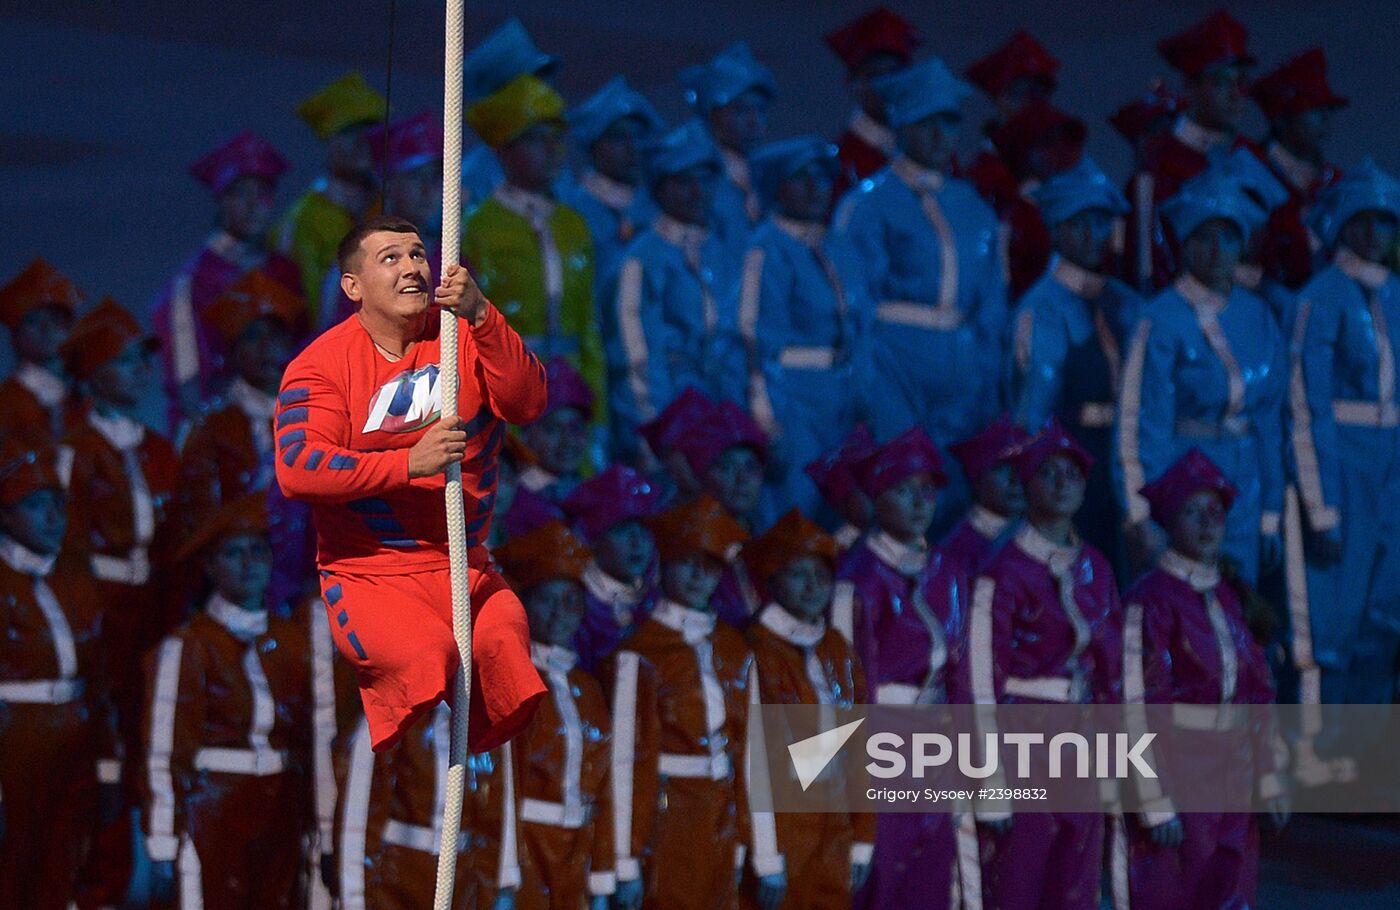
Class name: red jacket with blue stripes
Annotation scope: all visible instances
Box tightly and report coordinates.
[274,304,546,575]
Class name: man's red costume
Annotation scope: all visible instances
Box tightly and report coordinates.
[275,299,548,753]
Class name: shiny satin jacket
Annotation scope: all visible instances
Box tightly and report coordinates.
[142,602,312,861]
[603,216,746,454]
[833,531,970,706]
[970,525,1123,706]
[176,381,275,525]
[936,506,1017,586]
[1009,258,1144,433]
[0,365,84,449]
[572,561,658,673]
[1258,143,1342,291]
[1117,276,1287,563]
[560,171,660,293]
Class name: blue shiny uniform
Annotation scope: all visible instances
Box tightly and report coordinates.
[1009,258,1144,562]
[603,216,745,459]
[1117,276,1288,584]
[739,215,869,523]
[559,173,660,297]
[1291,254,1400,702]
[835,160,1008,534]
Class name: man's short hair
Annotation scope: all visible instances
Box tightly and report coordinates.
[336,214,422,274]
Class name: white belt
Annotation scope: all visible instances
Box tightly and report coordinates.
[778,346,838,370]
[193,747,288,776]
[0,677,83,703]
[1004,675,1084,703]
[659,752,731,780]
[1170,703,1246,732]
[1332,399,1400,428]
[381,818,469,854]
[91,549,151,585]
[519,797,587,829]
[876,301,963,331]
[1077,402,1115,429]
[876,682,921,705]
[1174,416,1250,440]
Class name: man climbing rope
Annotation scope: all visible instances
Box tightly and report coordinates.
[275,212,548,755]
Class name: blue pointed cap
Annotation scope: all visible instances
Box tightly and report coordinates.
[872,55,971,129]
[678,41,777,113]
[1312,158,1400,250]
[463,18,558,102]
[647,119,723,184]
[749,136,840,205]
[1032,156,1129,227]
[569,76,665,149]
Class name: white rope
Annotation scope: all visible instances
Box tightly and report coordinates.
[433,0,470,904]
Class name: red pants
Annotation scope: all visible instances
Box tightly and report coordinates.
[0,703,97,910]
[177,772,305,909]
[744,811,853,910]
[645,777,740,910]
[518,820,600,910]
[319,560,545,752]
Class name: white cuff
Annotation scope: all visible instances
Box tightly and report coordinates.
[1260,512,1281,536]
[1140,808,1178,829]
[588,871,617,896]
[750,850,785,878]
[850,842,874,867]
[97,758,122,784]
[147,834,180,863]
[615,857,641,882]
[734,844,747,870]
[1258,772,1286,801]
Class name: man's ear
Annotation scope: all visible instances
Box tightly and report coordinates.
[341,270,362,303]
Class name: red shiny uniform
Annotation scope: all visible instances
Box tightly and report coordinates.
[275,303,548,752]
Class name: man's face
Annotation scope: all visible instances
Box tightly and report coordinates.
[703,446,764,521]
[661,551,724,611]
[996,75,1053,124]
[1189,64,1250,132]
[850,52,906,121]
[974,462,1027,518]
[0,488,67,555]
[1025,454,1086,521]
[14,304,73,366]
[770,554,833,625]
[593,518,655,585]
[1054,208,1116,271]
[1340,210,1399,265]
[89,341,153,409]
[524,578,585,647]
[341,230,433,322]
[204,532,274,608]
[521,407,589,479]
[1182,218,1245,291]
[232,316,295,393]
[708,89,770,154]
[1275,108,1334,161]
[500,122,566,193]
[776,161,835,223]
[591,116,647,185]
[1169,489,1227,563]
[874,471,939,542]
[387,163,444,232]
[218,176,276,243]
[899,112,961,173]
[655,166,717,226]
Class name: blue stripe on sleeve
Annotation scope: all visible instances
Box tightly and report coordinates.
[278,387,310,406]
[281,442,307,466]
[305,450,325,470]
[278,429,306,450]
[328,454,358,470]
[277,407,308,429]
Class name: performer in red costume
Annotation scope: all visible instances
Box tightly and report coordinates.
[275,213,548,754]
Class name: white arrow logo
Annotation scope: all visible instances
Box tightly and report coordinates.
[787,718,865,791]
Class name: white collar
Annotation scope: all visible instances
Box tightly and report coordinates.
[848,110,897,156]
[1158,549,1221,592]
[518,465,558,494]
[582,559,646,607]
[0,535,56,577]
[1174,273,1230,313]
[228,376,276,421]
[969,505,1010,540]
[1051,256,1107,300]
[530,640,579,674]
[1267,142,1319,193]
[581,169,637,211]
[1336,247,1392,291]
[87,410,145,452]
[1233,263,1264,291]
[494,183,557,224]
[1172,115,1228,155]
[206,593,269,642]
[654,214,710,250]
[651,598,717,643]
[773,215,828,247]
[757,603,826,647]
[14,362,66,408]
[720,147,751,189]
[834,523,863,550]
[207,230,264,270]
[891,156,945,194]
[1014,523,1082,574]
[866,530,929,577]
